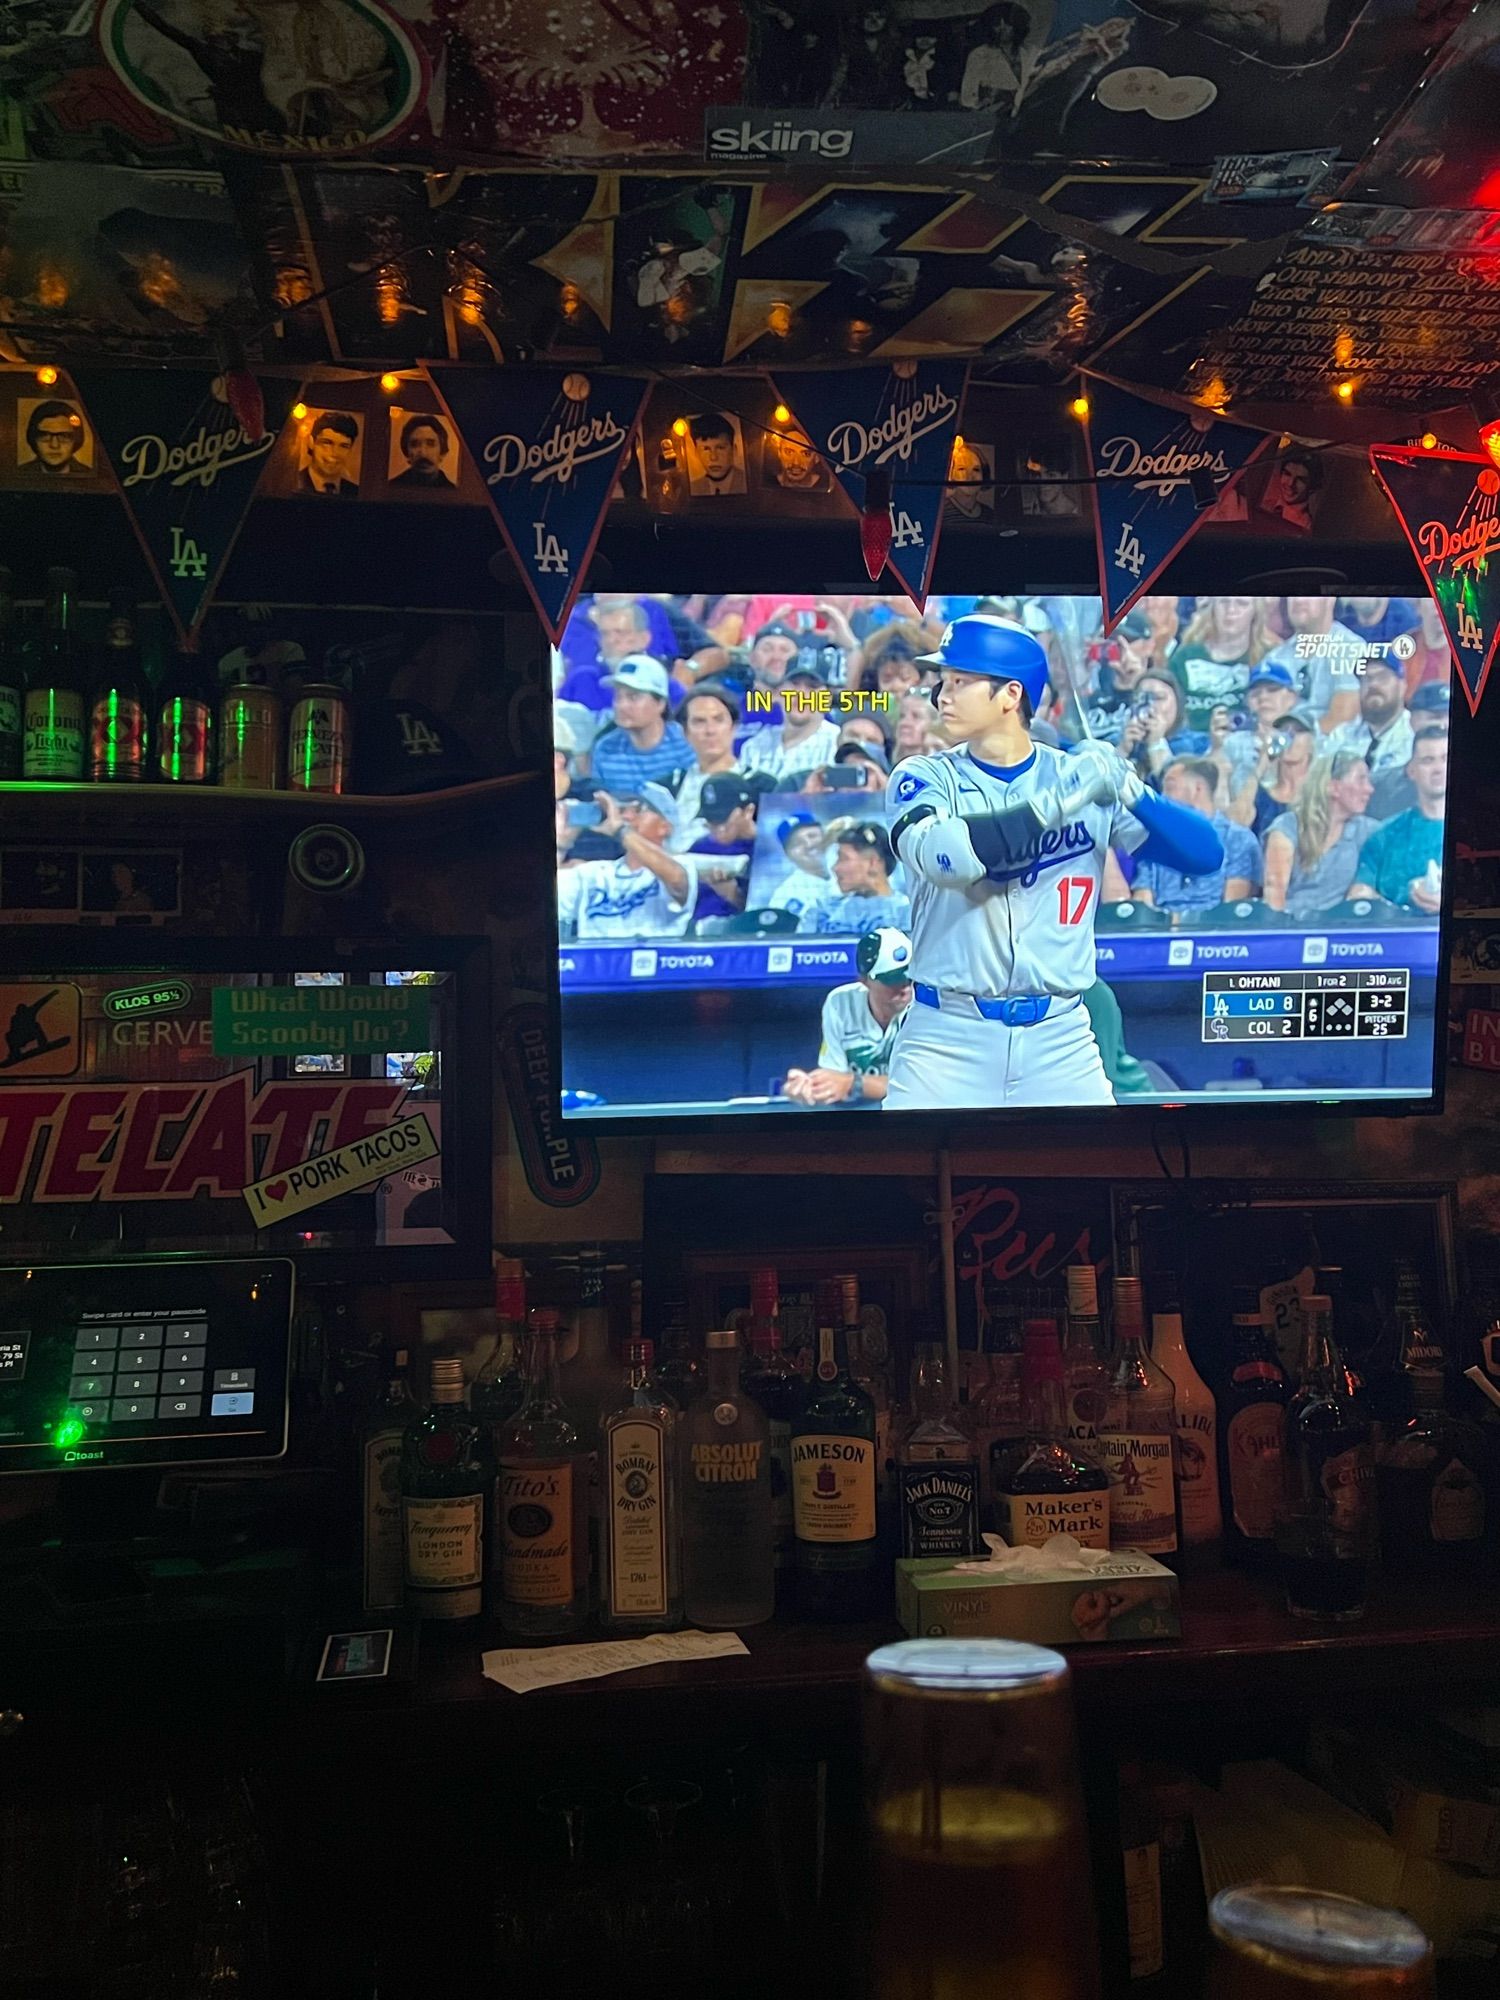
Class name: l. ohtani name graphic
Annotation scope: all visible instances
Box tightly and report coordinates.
[485,413,626,488]
[121,421,273,492]
[1098,433,1229,498]
[827,385,960,470]
[1419,510,1500,575]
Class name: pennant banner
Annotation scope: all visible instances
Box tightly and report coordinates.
[1369,446,1500,714]
[69,369,303,644]
[425,366,649,645]
[775,362,968,606]
[1082,380,1272,632]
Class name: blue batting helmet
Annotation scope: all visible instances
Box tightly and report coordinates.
[915,615,1049,708]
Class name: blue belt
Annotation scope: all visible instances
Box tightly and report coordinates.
[913,982,1055,1026]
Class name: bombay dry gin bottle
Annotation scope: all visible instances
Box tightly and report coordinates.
[792,1275,880,1619]
[991,1317,1111,1551]
[400,1356,491,1626]
[493,1308,591,1638]
[1151,1307,1222,1570]
[1219,1287,1290,1569]
[680,1329,775,1628]
[896,1341,981,1560]
[362,1347,415,1613]
[601,1338,681,1632]
[1098,1279,1180,1565]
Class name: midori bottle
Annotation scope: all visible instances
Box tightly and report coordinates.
[1151,1306,1222,1569]
[680,1329,775,1629]
[493,1308,590,1638]
[601,1338,681,1632]
[1097,1278,1180,1565]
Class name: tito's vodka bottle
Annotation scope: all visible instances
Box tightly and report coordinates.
[680,1329,775,1628]
[601,1339,681,1632]
[493,1308,591,1638]
[401,1356,491,1625]
[1098,1279,1180,1565]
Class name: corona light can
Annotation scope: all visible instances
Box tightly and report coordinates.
[219,682,282,790]
[286,681,350,794]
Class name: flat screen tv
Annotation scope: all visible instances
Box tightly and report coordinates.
[552,592,1450,1124]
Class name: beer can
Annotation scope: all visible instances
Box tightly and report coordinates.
[286,681,350,794]
[219,682,282,790]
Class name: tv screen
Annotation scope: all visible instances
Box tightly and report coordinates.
[552,593,1449,1121]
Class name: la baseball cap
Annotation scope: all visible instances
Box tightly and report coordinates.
[1247,660,1297,693]
[1118,610,1151,641]
[857,926,913,986]
[620,780,680,831]
[604,655,671,700]
[1408,681,1450,714]
[776,811,817,846]
[835,740,889,774]
[699,774,760,822]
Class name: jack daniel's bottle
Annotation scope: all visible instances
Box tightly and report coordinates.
[896,1338,981,1559]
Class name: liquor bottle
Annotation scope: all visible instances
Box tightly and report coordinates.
[1376,1341,1486,1577]
[864,1638,1103,2000]
[23,566,84,781]
[1277,1295,1378,1623]
[1151,1308,1222,1569]
[493,1308,590,1638]
[562,1247,616,1454]
[88,589,149,783]
[741,1266,801,1579]
[896,1341,981,1560]
[601,1337,681,1632]
[791,1275,880,1619]
[1062,1263,1110,1457]
[361,1347,415,1612]
[1118,1762,1165,1986]
[155,643,215,784]
[400,1355,491,1625]
[472,1256,527,1432]
[680,1328,775,1628]
[0,568,22,780]
[992,1318,1111,1550]
[1368,1263,1443,1449]
[848,1294,894,1477]
[971,1280,1026,1521]
[1206,1886,1433,1999]
[1098,1278,1180,1564]
[654,1294,701,1409]
[1220,1288,1290,1569]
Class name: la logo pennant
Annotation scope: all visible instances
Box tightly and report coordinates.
[775,362,969,606]
[1369,446,1500,714]
[1082,379,1270,631]
[425,367,649,644]
[69,369,301,642]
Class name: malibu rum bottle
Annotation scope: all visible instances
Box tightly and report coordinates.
[1098,1278,1180,1565]
[1220,1288,1290,1569]
[362,1346,415,1612]
[493,1307,591,1638]
[601,1338,681,1631]
[791,1274,879,1619]
[1151,1307,1222,1570]
[680,1328,775,1628]
[400,1355,491,1626]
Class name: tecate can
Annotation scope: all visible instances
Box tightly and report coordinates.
[219,683,282,790]
[286,682,350,794]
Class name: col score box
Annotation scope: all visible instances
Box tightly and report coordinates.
[895,1551,1181,1646]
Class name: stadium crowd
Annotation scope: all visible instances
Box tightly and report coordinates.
[554,592,1450,944]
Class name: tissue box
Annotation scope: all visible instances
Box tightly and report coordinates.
[895,1549,1181,1645]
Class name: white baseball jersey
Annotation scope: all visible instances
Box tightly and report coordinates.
[817,982,909,1075]
[800,889,911,937]
[739,719,841,785]
[885,742,1146,998]
[556,856,699,941]
[768,866,833,922]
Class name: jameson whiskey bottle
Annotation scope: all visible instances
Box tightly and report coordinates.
[1151,1308,1222,1570]
[680,1328,775,1628]
[155,643,215,784]
[23,566,84,780]
[897,1340,981,1559]
[400,1355,491,1625]
[1098,1278,1180,1564]
[1220,1288,1290,1569]
[601,1338,681,1632]
[361,1348,415,1612]
[1278,1295,1378,1623]
[472,1256,527,1432]
[742,1265,801,1579]
[1062,1263,1110,1457]
[88,589,149,782]
[791,1274,879,1619]
[0,568,22,779]
[494,1307,590,1638]
[992,1318,1111,1550]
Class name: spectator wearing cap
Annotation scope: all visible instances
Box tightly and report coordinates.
[740,659,842,786]
[664,683,743,851]
[1068,610,1154,745]
[767,813,836,923]
[1219,660,1304,798]
[686,774,764,922]
[558,594,720,709]
[1131,758,1261,921]
[784,926,914,1106]
[1402,598,1451,699]
[1260,596,1365,732]
[591,656,692,795]
[1339,596,1422,653]
[801,822,911,937]
[840,709,896,759]
[1324,655,1415,814]
[805,739,888,797]
[556,783,699,941]
[1225,714,1316,838]
[1350,727,1448,913]
[748,623,801,691]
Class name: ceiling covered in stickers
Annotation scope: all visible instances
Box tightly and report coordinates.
[1,0,1498,420]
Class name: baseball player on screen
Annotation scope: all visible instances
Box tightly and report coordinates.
[784,926,914,1107]
[883,615,1224,1109]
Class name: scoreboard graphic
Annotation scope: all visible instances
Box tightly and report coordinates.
[1202,971,1409,1044]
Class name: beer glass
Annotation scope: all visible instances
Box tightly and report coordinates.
[1207,1886,1434,1999]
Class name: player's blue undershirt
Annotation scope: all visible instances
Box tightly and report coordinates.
[968,746,1224,880]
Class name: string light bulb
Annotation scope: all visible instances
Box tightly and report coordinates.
[380,372,401,392]
[1070,393,1090,419]
[766,300,794,338]
[1421,431,1438,450]
[1335,378,1356,403]
[672,417,689,438]
[34,365,58,387]
[772,403,791,424]
[292,401,308,421]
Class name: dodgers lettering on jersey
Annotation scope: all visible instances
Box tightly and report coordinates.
[886,745,1146,999]
[556,856,699,940]
[801,889,911,937]
[817,981,909,1076]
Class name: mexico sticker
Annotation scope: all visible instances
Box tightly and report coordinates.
[243,1111,438,1227]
